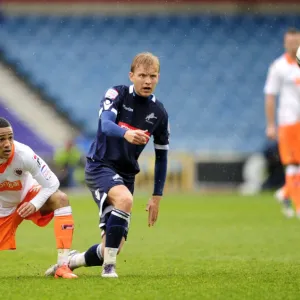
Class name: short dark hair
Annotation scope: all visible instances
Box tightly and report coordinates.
[286,27,299,34]
[0,118,12,128]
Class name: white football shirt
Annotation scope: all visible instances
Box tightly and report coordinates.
[264,53,300,126]
[0,141,59,217]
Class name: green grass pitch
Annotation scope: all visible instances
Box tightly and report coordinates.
[1,191,300,300]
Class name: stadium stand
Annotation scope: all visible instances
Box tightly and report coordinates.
[1,14,299,153]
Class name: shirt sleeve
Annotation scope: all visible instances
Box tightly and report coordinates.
[22,147,60,211]
[101,111,127,138]
[264,61,281,96]
[153,149,168,196]
[153,113,170,150]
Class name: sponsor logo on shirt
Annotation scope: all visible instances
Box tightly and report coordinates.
[0,180,22,191]
[118,122,151,136]
[112,174,123,182]
[123,104,133,112]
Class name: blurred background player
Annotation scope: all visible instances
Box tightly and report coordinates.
[264,28,300,218]
[45,52,169,278]
[0,118,77,278]
[53,139,82,188]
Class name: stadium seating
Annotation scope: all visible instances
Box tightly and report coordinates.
[1,14,299,153]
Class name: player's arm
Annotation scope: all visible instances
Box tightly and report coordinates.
[265,94,276,139]
[100,88,149,145]
[146,114,170,227]
[264,62,281,140]
[17,149,59,218]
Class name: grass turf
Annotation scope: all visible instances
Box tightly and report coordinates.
[1,192,300,299]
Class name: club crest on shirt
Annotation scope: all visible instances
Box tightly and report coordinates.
[145,112,157,124]
[14,168,23,176]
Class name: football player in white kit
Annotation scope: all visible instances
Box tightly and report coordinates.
[0,118,77,278]
[265,28,300,217]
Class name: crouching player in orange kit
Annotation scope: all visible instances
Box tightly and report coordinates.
[0,117,77,278]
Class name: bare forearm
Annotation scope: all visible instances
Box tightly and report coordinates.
[265,95,276,126]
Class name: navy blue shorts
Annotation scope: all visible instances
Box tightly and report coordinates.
[85,164,134,239]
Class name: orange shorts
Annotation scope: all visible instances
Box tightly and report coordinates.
[0,186,54,250]
[278,122,300,165]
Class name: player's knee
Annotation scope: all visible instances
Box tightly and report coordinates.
[115,194,133,212]
[48,191,69,209]
[58,192,69,207]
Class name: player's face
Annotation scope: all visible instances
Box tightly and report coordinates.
[0,127,13,159]
[129,64,159,97]
[284,33,300,57]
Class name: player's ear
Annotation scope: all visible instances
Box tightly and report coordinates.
[129,72,134,83]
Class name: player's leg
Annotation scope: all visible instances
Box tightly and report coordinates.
[35,189,77,278]
[85,166,133,277]
[278,124,299,216]
[66,235,126,271]
[44,184,129,276]
[274,185,294,218]
[0,212,24,251]
[52,188,130,275]
[45,167,132,276]
[100,184,133,278]
[294,122,300,217]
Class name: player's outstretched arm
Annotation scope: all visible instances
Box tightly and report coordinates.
[101,111,148,145]
[146,149,168,226]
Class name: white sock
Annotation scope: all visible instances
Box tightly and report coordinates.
[57,249,70,266]
[69,252,87,270]
[97,243,103,260]
[54,206,72,216]
[69,244,103,270]
[104,247,118,265]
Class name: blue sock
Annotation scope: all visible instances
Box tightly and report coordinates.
[105,209,130,249]
[84,244,103,266]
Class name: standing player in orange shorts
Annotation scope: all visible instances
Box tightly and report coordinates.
[0,117,77,278]
[264,28,300,217]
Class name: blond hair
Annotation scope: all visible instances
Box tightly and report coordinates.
[130,52,160,72]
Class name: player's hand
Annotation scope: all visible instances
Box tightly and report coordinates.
[17,202,36,218]
[124,129,149,145]
[266,125,277,140]
[146,196,161,227]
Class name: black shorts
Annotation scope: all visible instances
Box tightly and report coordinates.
[85,165,134,238]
